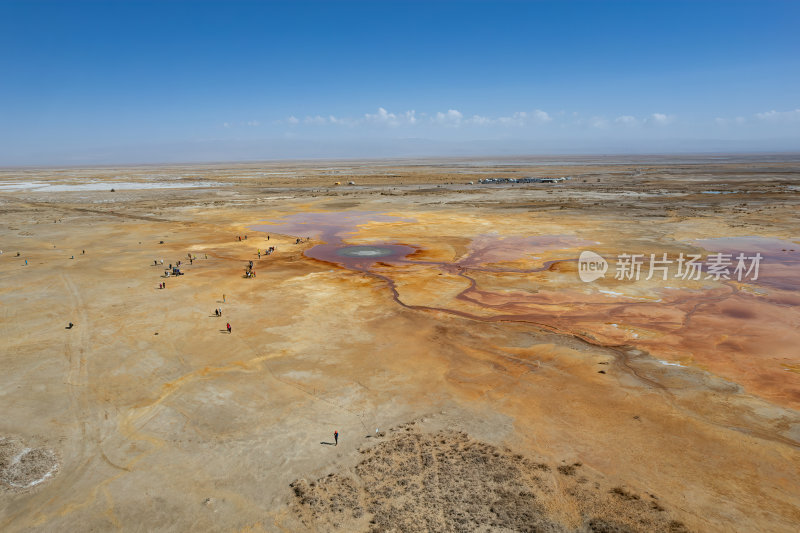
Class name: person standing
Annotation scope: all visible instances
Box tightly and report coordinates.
[334,430,338,446]
[226,322,231,333]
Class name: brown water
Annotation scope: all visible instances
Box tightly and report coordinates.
[252,211,418,268]
[253,211,591,274]
[306,243,417,268]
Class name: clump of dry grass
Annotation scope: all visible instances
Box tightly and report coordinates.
[289,423,690,532]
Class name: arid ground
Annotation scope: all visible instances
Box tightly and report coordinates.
[1,155,799,532]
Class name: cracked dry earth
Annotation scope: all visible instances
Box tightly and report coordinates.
[289,423,689,533]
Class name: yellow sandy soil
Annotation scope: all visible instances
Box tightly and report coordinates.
[0,157,799,531]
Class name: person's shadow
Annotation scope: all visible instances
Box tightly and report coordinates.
[320,442,335,446]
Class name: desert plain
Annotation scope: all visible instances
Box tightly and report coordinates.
[1,155,799,532]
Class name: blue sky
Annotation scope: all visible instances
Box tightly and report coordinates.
[1,0,798,165]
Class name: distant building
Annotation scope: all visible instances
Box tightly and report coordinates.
[477,176,569,185]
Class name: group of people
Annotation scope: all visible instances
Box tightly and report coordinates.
[245,259,257,278]
[150,242,348,445]
[156,256,190,288]
[257,246,275,259]
[148,239,348,449]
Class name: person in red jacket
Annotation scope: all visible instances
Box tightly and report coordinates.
[226,323,231,333]
[334,430,338,446]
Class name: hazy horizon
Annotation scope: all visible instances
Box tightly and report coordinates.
[5,149,800,172]
[3,138,800,168]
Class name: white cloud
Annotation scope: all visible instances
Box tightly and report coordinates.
[755,109,800,122]
[277,107,687,132]
[490,110,551,126]
[279,107,553,129]
[223,122,231,128]
[247,120,260,127]
[364,107,417,126]
[365,107,394,123]
[532,109,551,123]
[648,113,675,125]
[615,115,638,126]
[467,114,492,125]
[434,109,463,126]
[304,115,328,125]
[715,109,800,126]
[497,111,527,126]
